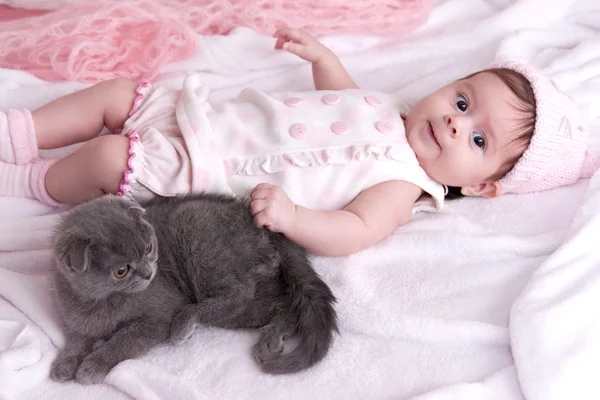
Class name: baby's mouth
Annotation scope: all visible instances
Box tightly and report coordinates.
[427,121,440,147]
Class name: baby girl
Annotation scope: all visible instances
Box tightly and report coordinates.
[0,28,595,256]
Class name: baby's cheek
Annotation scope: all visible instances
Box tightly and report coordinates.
[418,157,444,180]
[430,154,475,187]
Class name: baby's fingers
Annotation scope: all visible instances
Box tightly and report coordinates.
[251,184,272,199]
[253,183,273,191]
[274,36,287,50]
[282,42,310,59]
[250,199,267,217]
[253,210,270,228]
[273,27,307,43]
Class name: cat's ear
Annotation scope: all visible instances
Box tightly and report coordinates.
[127,205,146,216]
[57,239,92,273]
[68,243,91,272]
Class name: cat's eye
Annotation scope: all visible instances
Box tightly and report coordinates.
[145,244,152,254]
[114,265,130,279]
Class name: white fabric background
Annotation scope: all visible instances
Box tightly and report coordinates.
[1,0,600,399]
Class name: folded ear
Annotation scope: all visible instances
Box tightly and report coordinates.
[128,205,146,215]
[56,238,91,273]
[68,242,91,272]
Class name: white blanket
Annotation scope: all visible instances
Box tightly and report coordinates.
[2,0,600,399]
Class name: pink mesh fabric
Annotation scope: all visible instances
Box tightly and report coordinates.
[0,5,48,22]
[0,0,431,83]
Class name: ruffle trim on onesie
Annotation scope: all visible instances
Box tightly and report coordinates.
[129,81,151,116]
[226,143,418,176]
[115,129,142,199]
[115,81,151,200]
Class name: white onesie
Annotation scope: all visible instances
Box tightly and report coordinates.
[119,74,445,213]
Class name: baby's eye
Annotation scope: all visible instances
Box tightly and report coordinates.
[145,243,152,254]
[456,94,468,112]
[114,265,131,279]
[472,132,486,149]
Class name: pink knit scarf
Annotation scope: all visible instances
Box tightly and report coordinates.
[0,0,431,83]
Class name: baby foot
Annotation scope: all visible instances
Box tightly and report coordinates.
[0,109,38,164]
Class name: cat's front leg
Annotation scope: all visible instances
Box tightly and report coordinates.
[75,318,170,385]
[170,285,253,345]
[170,304,200,345]
[50,333,95,382]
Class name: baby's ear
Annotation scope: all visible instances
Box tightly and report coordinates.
[56,237,91,273]
[461,181,501,198]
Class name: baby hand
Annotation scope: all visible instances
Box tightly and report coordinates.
[273,27,333,64]
[250,183,297,233]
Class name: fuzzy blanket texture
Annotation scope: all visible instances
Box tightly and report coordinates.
[1,0,600,399]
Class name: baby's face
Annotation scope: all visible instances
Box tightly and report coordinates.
[405,72,526,197]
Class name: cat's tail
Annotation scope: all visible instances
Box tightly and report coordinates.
[256,237,338,374]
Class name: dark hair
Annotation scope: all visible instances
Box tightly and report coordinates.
[445,67,537,199]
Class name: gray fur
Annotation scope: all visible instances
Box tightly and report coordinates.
[50,194,337,384]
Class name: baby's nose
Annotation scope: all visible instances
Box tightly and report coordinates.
[445,116,459,137]
[445,115,465,138]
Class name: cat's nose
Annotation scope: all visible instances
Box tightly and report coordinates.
[138,264,155,280]
[139,272,153,280]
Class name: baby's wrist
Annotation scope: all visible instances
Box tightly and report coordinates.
[313,50,336,66]
[282,204,300,236]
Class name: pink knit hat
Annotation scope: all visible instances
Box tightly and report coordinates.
[496,62,599,194]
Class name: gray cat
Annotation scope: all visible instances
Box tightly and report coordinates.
[50,194,337,384]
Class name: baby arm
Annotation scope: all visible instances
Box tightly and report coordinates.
[250,181,423,257]
[274,28,359,90]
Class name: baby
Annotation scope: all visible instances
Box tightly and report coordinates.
[0,28,596,256]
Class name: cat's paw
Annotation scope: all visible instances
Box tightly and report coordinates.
[169,321,197,345]
[170,307,198,345]
[50,355,82,382]
[252,336,284,365]
[75,355,112,385]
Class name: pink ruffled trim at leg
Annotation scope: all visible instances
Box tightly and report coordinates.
[129,81,151,116]
[114,81,151,136]
[115,129,142,200]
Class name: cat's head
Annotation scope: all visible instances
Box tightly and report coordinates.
[53,196,159,299]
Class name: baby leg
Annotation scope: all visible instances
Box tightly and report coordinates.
[0,79,140,205]
[33,78,139,149]
[45,134,131,204]
[0,134,130,205]
[0,78,138,164]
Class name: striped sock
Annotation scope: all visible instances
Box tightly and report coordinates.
[0,109,39,164]
[0,159,62,206]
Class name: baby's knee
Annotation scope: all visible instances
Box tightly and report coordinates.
[87,134,131,194]
[101,78,140,132]
[104,78,138,97]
